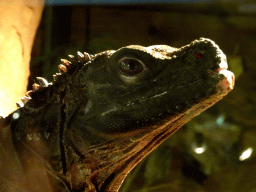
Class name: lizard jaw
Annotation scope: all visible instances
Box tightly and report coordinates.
[98,63,235,191]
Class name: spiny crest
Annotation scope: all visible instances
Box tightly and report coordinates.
[54,51,91,81]
[16,51,92,108]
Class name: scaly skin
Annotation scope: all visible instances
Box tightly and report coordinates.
[0,38,234,192]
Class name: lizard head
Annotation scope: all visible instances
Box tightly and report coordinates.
[63,38,234,191]
[79,38,233,134]
[10,38,234,192]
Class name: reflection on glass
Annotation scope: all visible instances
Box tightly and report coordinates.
[239,147,253,161]
[192,143,207,154]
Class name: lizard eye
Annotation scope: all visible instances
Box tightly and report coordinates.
[118,57,144,76]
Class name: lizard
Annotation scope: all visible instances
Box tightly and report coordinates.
[0,38,234,192]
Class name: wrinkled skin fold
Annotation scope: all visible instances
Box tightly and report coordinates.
[0,38,234,192]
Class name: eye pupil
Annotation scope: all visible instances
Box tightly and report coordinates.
[119,58,144,76]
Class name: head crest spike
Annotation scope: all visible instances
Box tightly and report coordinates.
[25,96,32,100]
[68,55,77,63]
[36,77,49,87]
[61,59,71,67]
[26,90,33,97]
[53,74,57,81]
[84,52,91,61]
[32,83,40,91]
[77,51,85,62]
[58,64,67,73]
[53,73,62,81]
[16,101,24,108]
[20,96,31,104]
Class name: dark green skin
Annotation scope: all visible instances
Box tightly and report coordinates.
[0,38,233,192]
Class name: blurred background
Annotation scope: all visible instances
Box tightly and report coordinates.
[3,0,256,191]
